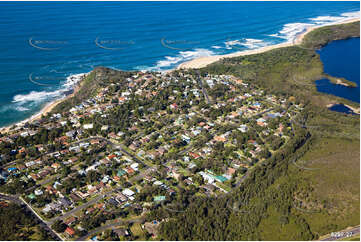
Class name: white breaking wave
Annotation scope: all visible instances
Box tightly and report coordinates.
[15,106,30,112]
[140,48,215,71]
[11,72,87,112]
[13,90,64,104]
[224,40,242,49]
[269,10,360,42]
[269,22,315,41]
[224,38,268,50]
[139,10,359,72]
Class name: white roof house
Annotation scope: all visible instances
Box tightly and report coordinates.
[83,123,94,129]
[122,189,135,197]
[130,163,139,171]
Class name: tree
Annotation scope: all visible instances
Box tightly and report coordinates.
[51,220,67,233]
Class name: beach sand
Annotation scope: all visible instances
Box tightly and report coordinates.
[177,18,360,70]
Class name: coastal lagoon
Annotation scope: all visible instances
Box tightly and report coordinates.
[0,2,359,127]
[328,103,358,115]
[315,37,360,104]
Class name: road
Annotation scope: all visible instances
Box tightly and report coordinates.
[1,135,149,230]
[25,174,62,193]
[196,74,211,105]
[320,226,360,241]
[77,136,148,168]
[0,192,62,241]
[129,167,155,183]
[20,196,64,240]
[76,217,145,241]
[234,171,251,188]
[49,186,122,225]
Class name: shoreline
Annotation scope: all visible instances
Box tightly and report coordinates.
[177,18,360,69]
[327,103,360,114]
[0,73,87,134]
[0,18,359,134]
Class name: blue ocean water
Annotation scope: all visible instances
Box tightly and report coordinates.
[315,37,360,103]
[0,2,359,127]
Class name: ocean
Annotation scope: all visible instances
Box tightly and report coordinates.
[0,2,359,127]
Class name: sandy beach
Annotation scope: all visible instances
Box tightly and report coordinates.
[177,18,360,69]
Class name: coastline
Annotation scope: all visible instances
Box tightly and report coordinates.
[0,18,359,134]
[0,73,87,134]
[177,18,360,69]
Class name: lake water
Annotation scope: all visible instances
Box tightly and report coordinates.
[315,37,360,104]
[328,104,358,115]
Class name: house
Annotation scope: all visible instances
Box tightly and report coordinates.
[112,228,129,238]
[125,167,135,175]
[202,183,216,192]
[238,124,248,133]
[65,227,75,237]
[101,125,109,131]
[189,152,200,159]
[199,171,215,184]
[34,189,43,196]
[89,139,100,146]
[256,118,267,127]
[64,216,77,226]
[129,143,137,151]
[107,154,116,160]
[95,182,105,191]
[46,185,57,194]
[115,193,128,203]
[170,103,178,109]
[154,196,166,202]
[214,136,226,142]
[226,167,236,177]
[51,163,61,170]
[122,188,135,197]
[184,179,193,186]
[59,197,72,208]
[108,198,119,207]
[143,220,160,238]
[181,135,191,143]
[83,123,94,129]
[130,163,139,171]
[70,193,81,202]
[86,207,95,214]
[117,169,127,177]
[171,170,181,180]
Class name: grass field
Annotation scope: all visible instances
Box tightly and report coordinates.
[130,223,146,240]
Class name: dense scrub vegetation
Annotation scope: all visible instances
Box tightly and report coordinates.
[302,21,360,49]
[0,202,53,240]
[201,46,323,100]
